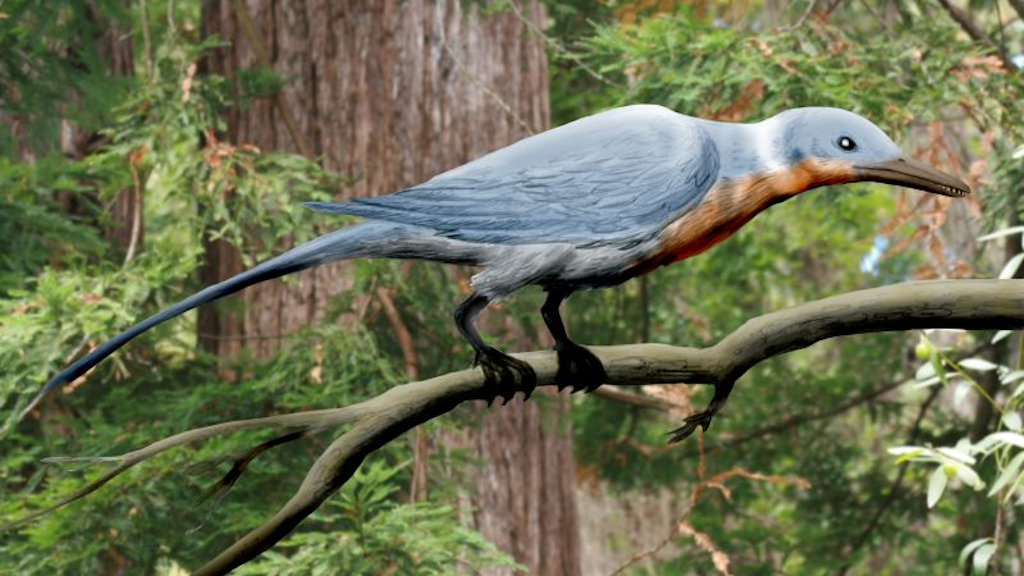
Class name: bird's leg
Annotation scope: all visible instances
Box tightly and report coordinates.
[541,288,606,393]
[454,292,536,404]
[665,380,735,443]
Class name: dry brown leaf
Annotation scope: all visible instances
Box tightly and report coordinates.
[751,38,772,58]
[310,342,324,385]
[709,79,764,122]
[80,293,103,304]
[181,61,198,103]
[128,145,148,168]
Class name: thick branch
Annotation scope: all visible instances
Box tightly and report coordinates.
[8,280,1024,575]
[197,279,1024,574]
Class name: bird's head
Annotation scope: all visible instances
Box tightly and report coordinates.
[769,107,970,197]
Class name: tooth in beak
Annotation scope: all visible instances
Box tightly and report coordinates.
[854,158,971,197]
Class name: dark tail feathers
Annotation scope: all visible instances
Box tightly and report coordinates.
[26,222,397,411]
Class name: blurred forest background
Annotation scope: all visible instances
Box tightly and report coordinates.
[2,0,1024,574]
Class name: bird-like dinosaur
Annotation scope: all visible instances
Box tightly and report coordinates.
[29,105,969,438]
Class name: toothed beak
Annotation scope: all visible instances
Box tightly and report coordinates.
[854,158,971,197]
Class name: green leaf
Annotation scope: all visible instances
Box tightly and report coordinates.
[927,466,948,508]
[959,358,999,372]
[972,543,996,575]
[988,451,1024,497]
[992,330,1013,345]
[1004,412,1023,432]
[999,252,1024,280]
[960,538,993,567]
[978,226,1024,242]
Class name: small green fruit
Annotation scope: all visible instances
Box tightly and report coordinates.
[915,340,932,361]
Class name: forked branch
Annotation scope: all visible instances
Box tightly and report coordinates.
[5,280,1024,575]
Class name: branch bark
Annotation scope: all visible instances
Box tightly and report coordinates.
[7,280,1024,575]
[934,0,1018,71]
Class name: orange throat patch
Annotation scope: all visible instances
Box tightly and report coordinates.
[638,158,855,272]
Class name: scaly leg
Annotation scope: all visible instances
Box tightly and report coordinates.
[541,288,606,393]
[454,292,536,404]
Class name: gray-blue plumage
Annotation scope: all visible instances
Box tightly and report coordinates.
[306,105,719,247]
[28,104,969,412]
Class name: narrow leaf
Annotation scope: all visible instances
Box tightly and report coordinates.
[927,466,947,508]
[973,543,996,575]
[937,447,976,464]
[999,252,1024,280]
[960,358,998,372]
[978,226,1024,242]
[960,538,992,566]
[988,452,1024,496]
[992,330,1012,345]
[982,432,1024,449]
[1004,412,1022,432]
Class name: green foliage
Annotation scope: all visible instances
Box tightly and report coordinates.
[0,0,134,154]
[237,462,521,575]
[0,9,501,575]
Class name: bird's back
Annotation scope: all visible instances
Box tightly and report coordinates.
[306,105,721,248]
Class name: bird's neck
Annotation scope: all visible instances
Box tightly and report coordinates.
[700,119,853,195]
[701,119,786,180]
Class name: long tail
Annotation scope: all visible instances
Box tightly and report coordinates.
[26,222,400,412]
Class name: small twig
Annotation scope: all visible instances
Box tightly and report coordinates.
[778,0,822,32]
[991,489,1007,573]
[688,343,989,456]
[592,384,681,412]
[123,165,144,267]
[608,432,705,576]
[374,287,428,502]
[837,385,942,573]
[934,0,1017,71]
[376,288,420,381]
[138,0,154,81]
[503,0,621,88]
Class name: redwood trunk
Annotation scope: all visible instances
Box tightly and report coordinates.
[199,1,579,573]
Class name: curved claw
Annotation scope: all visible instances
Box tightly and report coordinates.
[474,347,537,404]
[554,341,607,394]
[666,410,715,444]
[666,380,735,444]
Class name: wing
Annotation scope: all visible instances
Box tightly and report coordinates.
[307,105,720,247]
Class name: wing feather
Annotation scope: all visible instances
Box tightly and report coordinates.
[307,105,720,247]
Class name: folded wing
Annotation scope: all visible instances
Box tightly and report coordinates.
[308,105,720,247]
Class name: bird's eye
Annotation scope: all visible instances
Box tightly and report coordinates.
[837,136,858,151]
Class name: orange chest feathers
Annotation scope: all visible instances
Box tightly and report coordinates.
[638,159,854,272]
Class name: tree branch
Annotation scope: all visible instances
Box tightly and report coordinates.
[934,0,1017,71]
[6,280,1024,575]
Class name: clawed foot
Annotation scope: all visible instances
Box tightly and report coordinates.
[665,381,734,443]
[555,340,606,394]
[666,409,716,443]
[475,346,537,404]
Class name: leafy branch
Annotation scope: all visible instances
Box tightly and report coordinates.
[4,279,1024,575]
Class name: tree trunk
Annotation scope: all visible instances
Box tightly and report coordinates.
[56,4,140,255]
[199,1,580,573]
